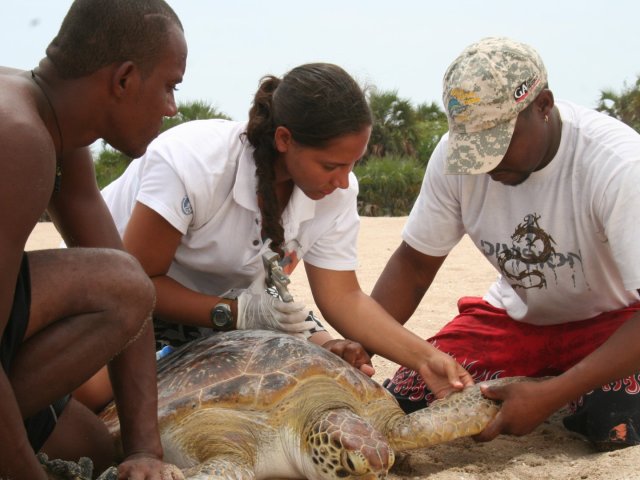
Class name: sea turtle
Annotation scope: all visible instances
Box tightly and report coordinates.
[99,330,524,479]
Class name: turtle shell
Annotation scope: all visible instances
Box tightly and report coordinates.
[154,329,392,422]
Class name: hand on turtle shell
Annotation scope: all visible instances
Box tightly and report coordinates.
[117,454,184,480]
[237,273,315,337]
[416,349,475,399]
[321,339,376,377]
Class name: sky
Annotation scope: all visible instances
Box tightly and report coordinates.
[2,1,640,122]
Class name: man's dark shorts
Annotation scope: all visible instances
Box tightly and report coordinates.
[1,253,70,451]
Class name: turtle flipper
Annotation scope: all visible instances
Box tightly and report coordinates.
[388,376,537,451]
[183,459,255,479]
[38,453,94,480]
[95,466,119,480]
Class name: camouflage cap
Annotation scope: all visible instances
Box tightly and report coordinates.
[443,37,547,174]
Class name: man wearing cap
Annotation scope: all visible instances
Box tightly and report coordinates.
[372,36,640,450]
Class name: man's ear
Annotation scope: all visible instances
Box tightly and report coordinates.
[111,61,138,98]
[535,88,555,117]
[273,126,293,153]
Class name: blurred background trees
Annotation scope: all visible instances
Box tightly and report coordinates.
[596,77,640,133]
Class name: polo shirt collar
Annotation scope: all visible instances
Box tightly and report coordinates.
[233,145,259,212]
[233,145,316,228]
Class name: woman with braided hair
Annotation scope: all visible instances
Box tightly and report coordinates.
[85,62,472,411]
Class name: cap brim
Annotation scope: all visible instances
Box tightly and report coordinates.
[445,116,517,175]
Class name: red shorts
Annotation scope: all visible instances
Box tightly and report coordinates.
[386,296,640,410]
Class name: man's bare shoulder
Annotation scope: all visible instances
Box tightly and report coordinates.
[0,69,42,120]
[0,71,50,147]
[0,69,56,204]
[0,66,25,75]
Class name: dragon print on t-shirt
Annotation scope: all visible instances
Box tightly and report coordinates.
[480,213,590,291]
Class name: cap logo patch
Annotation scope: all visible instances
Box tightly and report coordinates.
[514,76,540,103]
[447,88,480,121]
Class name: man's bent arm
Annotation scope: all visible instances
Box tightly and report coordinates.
[50,147,165,460]
[371,241,447,325]
[47,147,124,249]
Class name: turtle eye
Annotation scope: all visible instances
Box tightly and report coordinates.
[341,450,368,475]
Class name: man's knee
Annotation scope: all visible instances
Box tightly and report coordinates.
[101,250,155,335]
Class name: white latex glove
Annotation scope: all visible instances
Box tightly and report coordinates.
[237,269,315,338]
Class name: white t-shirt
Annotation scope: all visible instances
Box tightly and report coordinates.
[404,101,640,325]
[102,119,360,296]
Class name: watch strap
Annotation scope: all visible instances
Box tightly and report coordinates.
[221,288,242,301]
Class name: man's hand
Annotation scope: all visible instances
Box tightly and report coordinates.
[322,339,376,377]
[417,349,474,399]
[474,378,559,442]
[118,454,184,480]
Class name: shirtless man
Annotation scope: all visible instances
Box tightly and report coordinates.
[0,0,187,478]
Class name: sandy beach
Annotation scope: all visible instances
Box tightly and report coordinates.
[27,219,640,479]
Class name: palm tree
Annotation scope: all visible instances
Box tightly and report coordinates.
[597,76,640,133]
[414,101,448,165]
[367,89,419,158]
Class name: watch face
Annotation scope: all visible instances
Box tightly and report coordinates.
[212,304,233,330]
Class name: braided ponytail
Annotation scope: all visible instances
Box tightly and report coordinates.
[245,76,285,254]
[245,63,372,255]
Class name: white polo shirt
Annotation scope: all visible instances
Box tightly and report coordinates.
[102,119,360,296]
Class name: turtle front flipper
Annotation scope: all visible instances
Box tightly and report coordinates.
[183,459,254,479]
[38,453,94,480]
[388,376,531,451]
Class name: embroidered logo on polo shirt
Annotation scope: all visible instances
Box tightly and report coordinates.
[181,196,193,215]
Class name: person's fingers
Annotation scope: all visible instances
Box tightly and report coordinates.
[273,300,306,313]
[281,320,316,332]
[445,362,465,389]
[337,347,376,377]
[479,383,502,400]
[474,410,503,442]
[458,367,475,387]
[359,363,376,377]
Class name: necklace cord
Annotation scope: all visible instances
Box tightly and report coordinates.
[31,70,63,192]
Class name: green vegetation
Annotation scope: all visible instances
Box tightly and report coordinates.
[367,88,447,165]
[597,76,640,133]
[354,156,424,216]
[361,89,446,216]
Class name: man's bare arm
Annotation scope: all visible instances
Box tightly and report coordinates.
[0,104,57,478]
[47,147,124,249]
[371,241,447,325]
[48,147,165,462]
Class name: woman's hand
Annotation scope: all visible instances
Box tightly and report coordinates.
[236,273,315,337]
[417,349,474,399]
[322,339,376,377]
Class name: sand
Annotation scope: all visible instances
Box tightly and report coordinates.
[27,219,640,479]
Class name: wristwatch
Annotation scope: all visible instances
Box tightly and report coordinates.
[210,289,241,331]
[210,303,234,331]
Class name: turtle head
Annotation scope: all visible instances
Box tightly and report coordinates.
[303,409,394,479]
